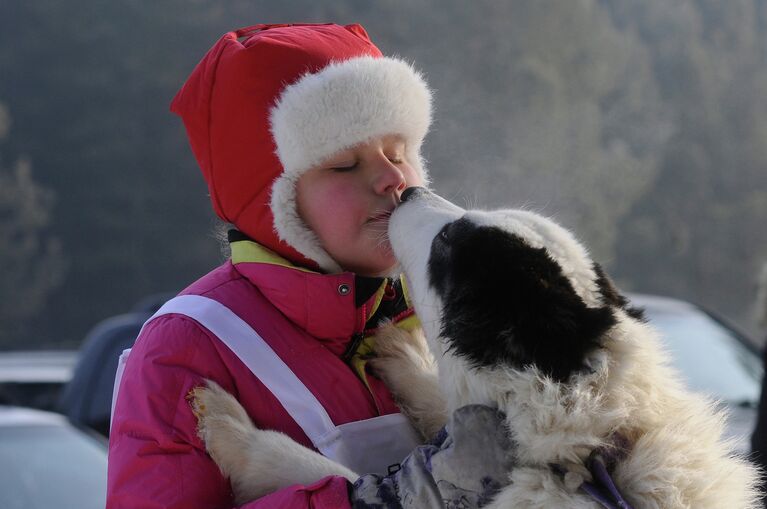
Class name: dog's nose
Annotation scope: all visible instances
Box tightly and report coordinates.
[400,186,427,203]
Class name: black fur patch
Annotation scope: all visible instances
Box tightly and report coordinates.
[592,263,646,321]
[428,217,616,382]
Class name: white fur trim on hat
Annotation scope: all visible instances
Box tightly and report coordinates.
[269,56,433,273]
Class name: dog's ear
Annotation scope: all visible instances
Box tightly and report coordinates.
[592,263,645,321]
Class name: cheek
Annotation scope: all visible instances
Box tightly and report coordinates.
[297,178,367,236]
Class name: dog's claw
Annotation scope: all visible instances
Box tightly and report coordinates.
[188,386,208,419]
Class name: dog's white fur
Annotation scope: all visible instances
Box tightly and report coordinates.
[192,191,761,508]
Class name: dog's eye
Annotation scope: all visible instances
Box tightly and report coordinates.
[435,222,455,246]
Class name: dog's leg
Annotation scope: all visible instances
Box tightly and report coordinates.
[189,380,357,504]
[368,324,448,439]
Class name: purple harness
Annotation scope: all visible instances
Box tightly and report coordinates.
[553,435,635,509]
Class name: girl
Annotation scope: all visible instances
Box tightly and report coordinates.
[107,23,433,508]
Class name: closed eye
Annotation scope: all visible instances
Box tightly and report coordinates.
[331,163,358,172]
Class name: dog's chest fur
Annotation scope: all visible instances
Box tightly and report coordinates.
[432,308,759,508]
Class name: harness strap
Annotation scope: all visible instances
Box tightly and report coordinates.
[552,435,634,509]
[584,454,634,509]
[118,295,340,447]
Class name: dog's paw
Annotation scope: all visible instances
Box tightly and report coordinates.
[188,380,359,504]
[188,380,256,476]
[190,379,250,420]
[370,324,434,372]
[369,324,448,439]
[368,324,437,398]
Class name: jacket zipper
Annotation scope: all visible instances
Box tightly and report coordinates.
[342,332,366,364]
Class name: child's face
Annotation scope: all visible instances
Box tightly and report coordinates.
[296,134,424,276]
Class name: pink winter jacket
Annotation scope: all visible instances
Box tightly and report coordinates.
[106,237,417,508]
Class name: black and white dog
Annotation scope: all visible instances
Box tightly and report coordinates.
[192,188,760,508]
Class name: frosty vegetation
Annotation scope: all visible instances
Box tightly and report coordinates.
[0,0,765,348]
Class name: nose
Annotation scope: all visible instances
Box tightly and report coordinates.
[373,158,407,196]
[400,186,428,203]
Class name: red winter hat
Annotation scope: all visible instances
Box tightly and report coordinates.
[171,23,432,272]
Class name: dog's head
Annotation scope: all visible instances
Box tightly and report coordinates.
[389,187,642,382]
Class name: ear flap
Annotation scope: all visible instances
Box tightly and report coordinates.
[592,263,645,321]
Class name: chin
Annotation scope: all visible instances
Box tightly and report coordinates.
[354,261,399,278]
[343,240,398,276]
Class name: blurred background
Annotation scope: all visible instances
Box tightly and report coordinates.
[1,0,766,350]
[2,3,767,506]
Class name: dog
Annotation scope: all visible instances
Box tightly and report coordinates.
[191,187,761,508]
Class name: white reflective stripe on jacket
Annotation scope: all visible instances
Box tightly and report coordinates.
[111,295,420,475]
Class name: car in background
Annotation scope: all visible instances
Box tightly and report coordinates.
[629,293,762,454]
[57,292,176,436]
[0,350,78,411]
[55,290,764,457]
[0,405,107,509]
